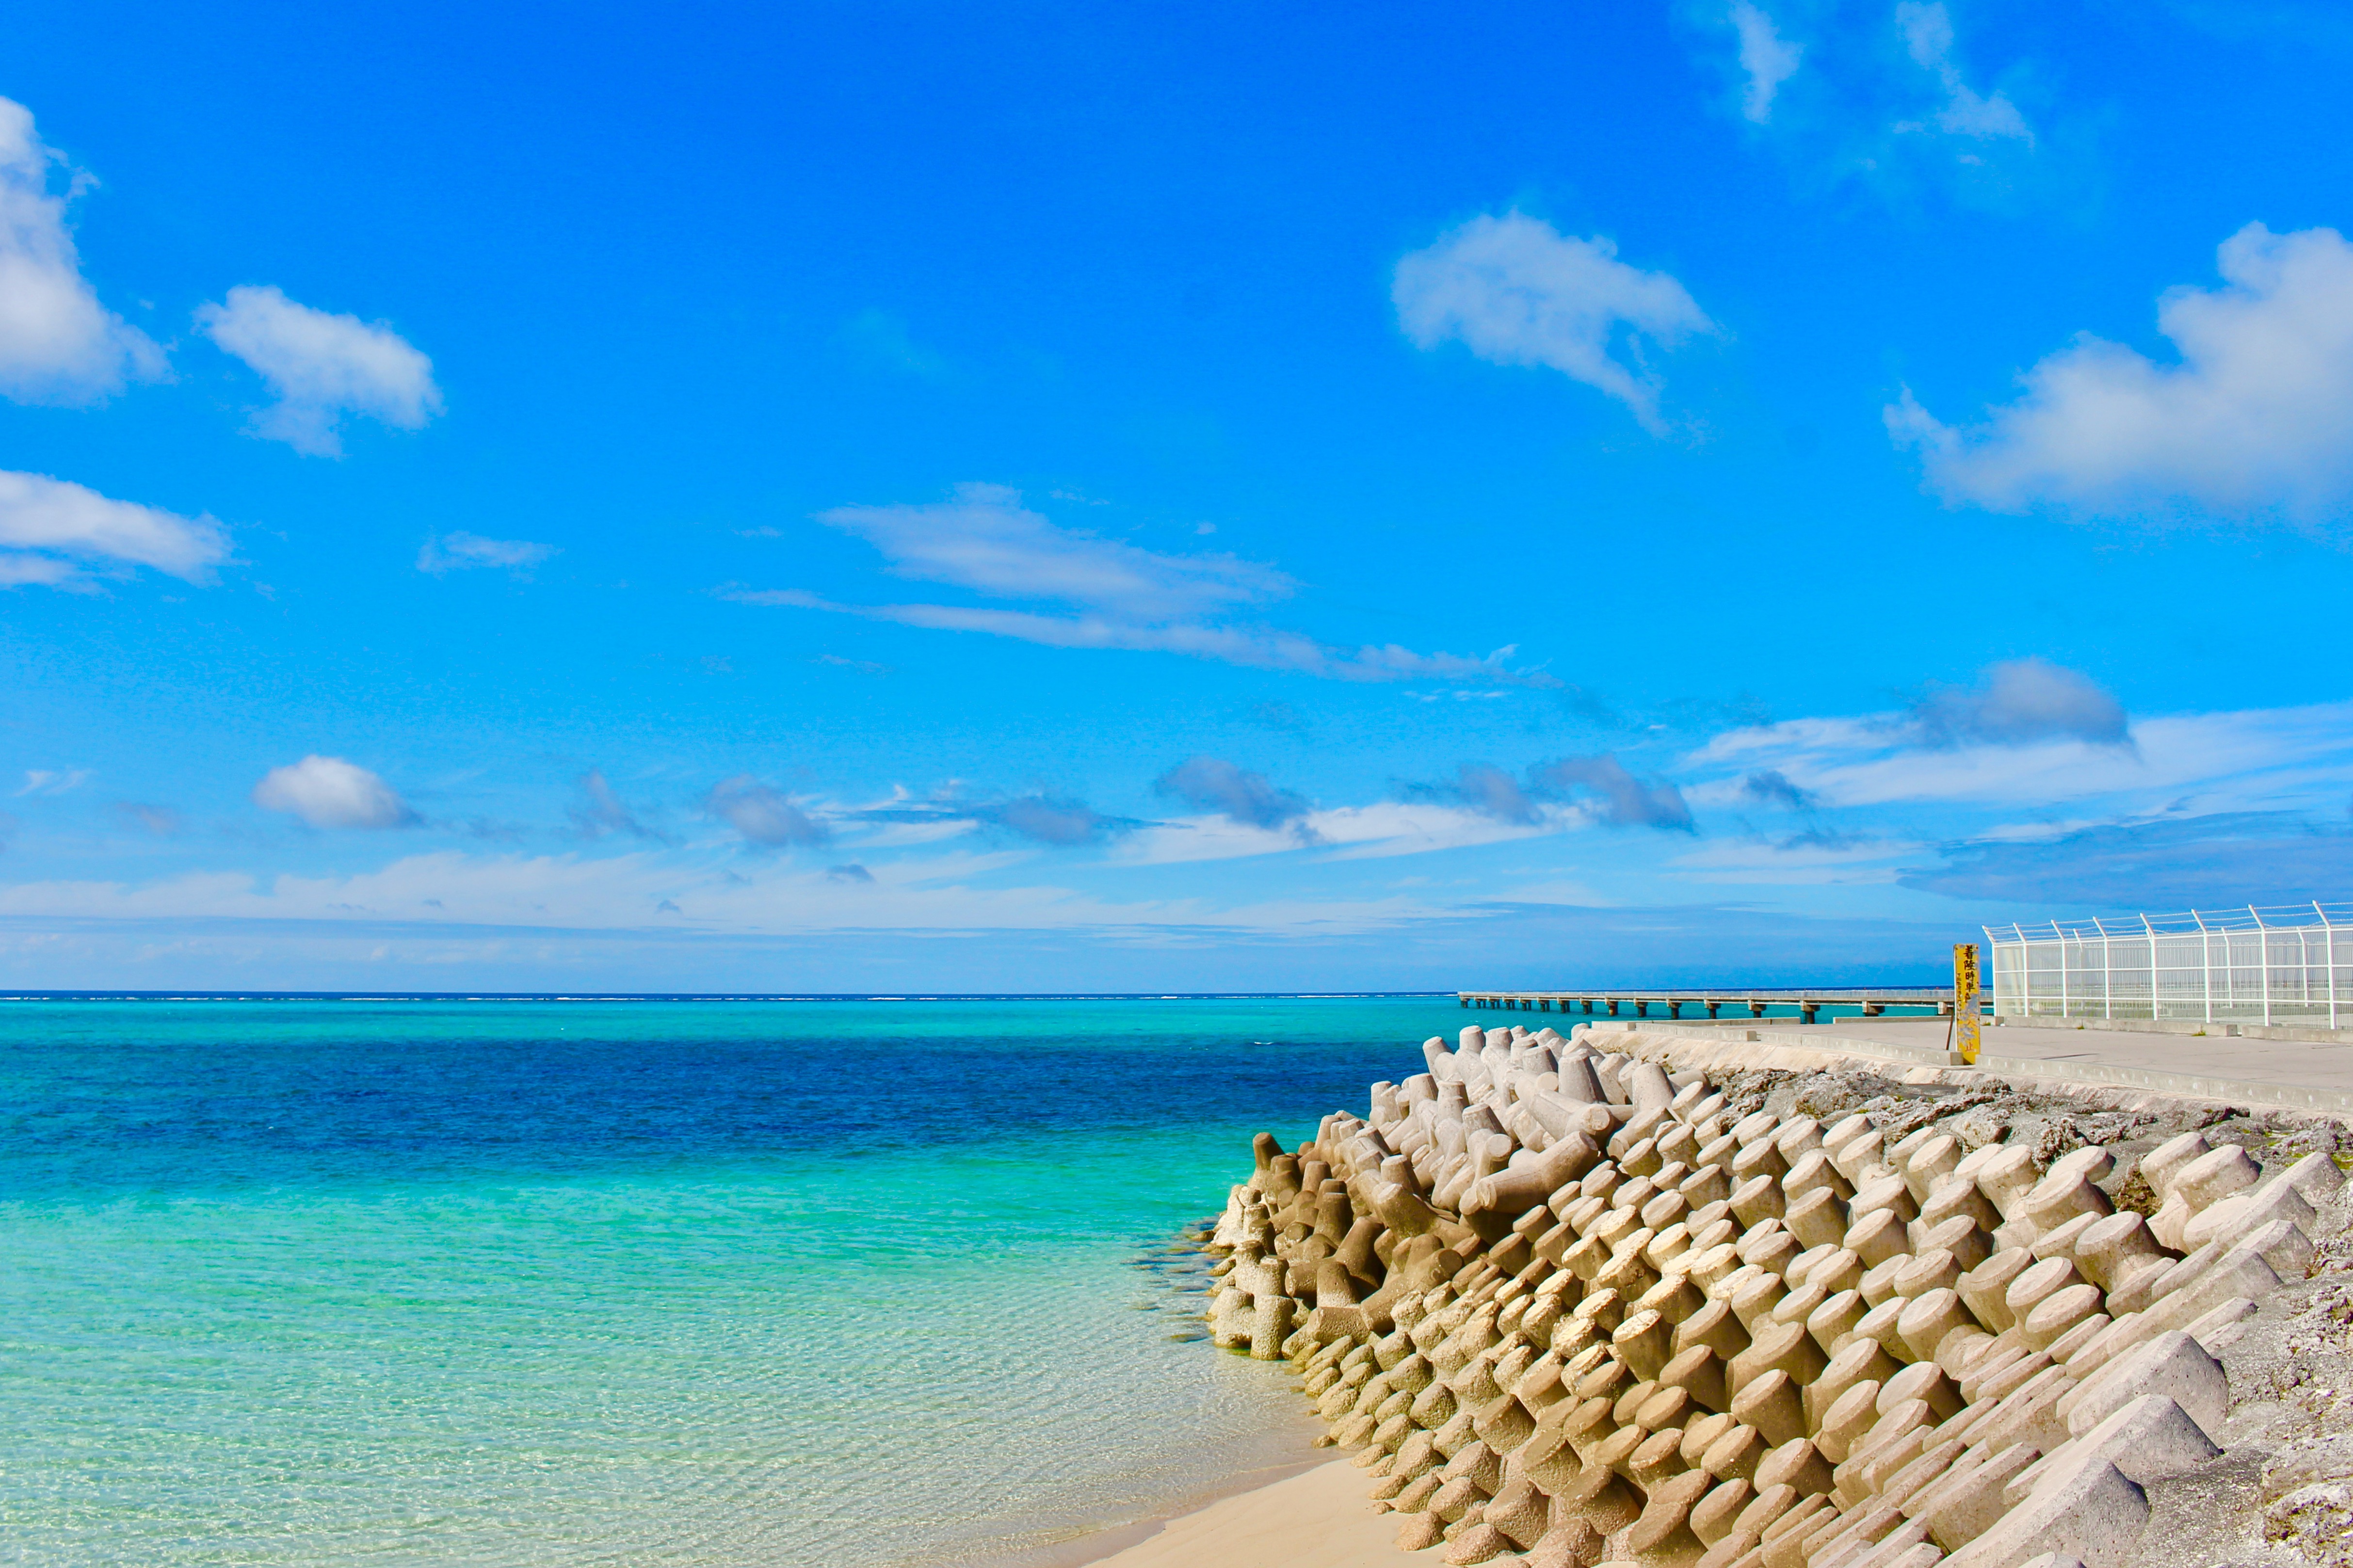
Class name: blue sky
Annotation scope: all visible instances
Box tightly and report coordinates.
[5,1,2353,991]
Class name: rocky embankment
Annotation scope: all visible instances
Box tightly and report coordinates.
[1201,1023,2353,1568]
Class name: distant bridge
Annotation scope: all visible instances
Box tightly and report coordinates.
[1457,987,1977,1027]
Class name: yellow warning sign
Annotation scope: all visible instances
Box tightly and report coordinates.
[1953,942,1981,1064]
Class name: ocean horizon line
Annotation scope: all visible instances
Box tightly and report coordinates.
[0,989,1463,1004]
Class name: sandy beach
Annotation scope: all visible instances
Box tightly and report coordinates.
[1076,1461,1426,1568]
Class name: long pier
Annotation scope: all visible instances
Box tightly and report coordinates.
[1457,987,1972,1026]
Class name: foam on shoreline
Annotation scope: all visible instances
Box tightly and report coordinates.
[1185,1021,2353,1568]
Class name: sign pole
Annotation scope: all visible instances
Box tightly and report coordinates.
[1953,942,1981,1064]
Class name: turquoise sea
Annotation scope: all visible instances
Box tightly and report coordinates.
[0,994,1461,1566]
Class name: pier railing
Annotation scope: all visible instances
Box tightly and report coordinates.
[1985,903,2353,1027]
[1457,987,1969,1026]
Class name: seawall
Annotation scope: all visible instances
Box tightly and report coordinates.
[1197,1020,2353,1568]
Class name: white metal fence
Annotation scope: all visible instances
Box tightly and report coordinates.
[1985,904,2353,1027]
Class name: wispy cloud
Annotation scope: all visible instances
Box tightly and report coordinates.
[1691,2,2052,208]
[1692,696,2353,815]
[706,776,829,847]
[0,470,230,589]
[976,795,1133,846]
[1154,756,1313,832]
[1532,753,1697,831]
[1392,211,1717,432]
[15,768,90,797]
[1904,812,2353,907]
[1729,2,1804,123]
[418,532,558,576]
[1892,224,2353,521]
[114,802,184,836]
[569,770,673,844]
[1401,763,1545,826]
[0,96,164,403]
[1894,2,2032,144]
[1671,832,1920,885]
[196,285,441,457]
[849,788,1147,848]
[1115,797,1565,868]
[1741,768,1815,810]
[725,485,1556,686]
[0,847,1455,943]
[819,482,1289,618]
[1399,753,1694,832]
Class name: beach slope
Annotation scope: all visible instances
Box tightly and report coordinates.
[1081,1461,1424,1568]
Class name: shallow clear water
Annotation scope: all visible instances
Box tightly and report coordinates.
[0,995,1458,1566]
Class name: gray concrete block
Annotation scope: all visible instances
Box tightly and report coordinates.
[2231,1216,2315,1282]
[1921,1442,2044,1552]
[2056,1392,2221,1488]
[2271,1148,2346,1204]
[2180,1176,2316,1254]
[1946,1452,2147,1568]
[2182,1294,2259,1355]
[2056,1329,2226,1441]
[2169,1145,2259,1212]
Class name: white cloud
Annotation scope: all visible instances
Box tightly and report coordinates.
[1393,211,1716,431]
[252,756,417,830]
[418,532,558,575]
[0,848,1451,940]
[1114,798,1573,868]
[1691,697,2353,815]
[15,769,90,796]
[706,776,828,847]
[1910,657,2128,747]
[817,482,1288,618]
[196,285,441,457]
[1895,2,2031,143]
[732,587,1546,685]
[0,470,229,588]
[569,770,668,843]
[1155,756,1311,831]
[0,96,163,403]
[1729,2,1804,124]
[0,553,79,588]
[1892,224,2353,519]
[1669,834,1920,885]
[729,485,1557,686]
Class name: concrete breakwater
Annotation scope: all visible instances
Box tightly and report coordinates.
[1200,1023,2353,1568]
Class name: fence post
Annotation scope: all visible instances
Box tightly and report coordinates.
[2194,909,2212,1024]
[2058,922,2071,1020]
[2323,903,2341,1032]
[2093,917,2111,1020]
[2254,905,2272,1028]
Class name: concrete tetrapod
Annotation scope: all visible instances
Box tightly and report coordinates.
[1204,1020,2332,1568]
